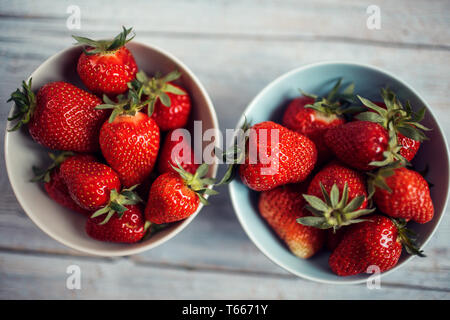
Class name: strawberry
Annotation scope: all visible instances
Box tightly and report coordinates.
[45,170,91,216]
[59,154,121,211]
[355,89,430,162]
[31,152,90,216]
[369,165,434,224]
[7,80,108,152]
[131,70,191,131]
[298,162,373,230]
[397,132,421,162]
[145,164,216,224]
[282,79,357,163]
[73,27,137,96]
[258,184,325,258]
[238,121,317,191]
[282,96,345,163]
[86,204,147,243]
[356,101,420,161]
[329,215,424,276]
[97,89,160,187]
[307,162,369,210]
[60,154,143,226]
[324,120,402,171]
[158,129,199,175]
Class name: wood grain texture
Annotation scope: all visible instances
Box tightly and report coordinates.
[1,0,449,48]
[1,251,449,299]
[0,0,449,299]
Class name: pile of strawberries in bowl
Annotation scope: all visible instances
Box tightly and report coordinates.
[232,78,439,277]
[6,27,216,247]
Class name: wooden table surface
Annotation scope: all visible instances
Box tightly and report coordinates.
[0,0,449,299]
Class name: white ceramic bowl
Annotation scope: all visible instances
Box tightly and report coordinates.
[229,61,450,284]
[5,42,219,256]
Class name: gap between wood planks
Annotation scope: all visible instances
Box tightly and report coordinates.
[1,246,449,293]
[0,14,449,52]
[0,33,449,65]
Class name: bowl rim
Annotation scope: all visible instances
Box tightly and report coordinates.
[229,60,450,284]
[4,41,220,257]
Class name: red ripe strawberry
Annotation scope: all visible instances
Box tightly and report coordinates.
[282,96,345,163]
[32,152,90,216]
[59,154,121,211]
[146,172,198,224]
[355,89,429,162]
[132,70,191,131]
[281,79,356,163]
[397,132,420,162]
[73,27,137,96]
[7,80,108,152]
[329,215,424,276]
[158,129,198,175]
[324,121,396,171]
[45,169,91,216]
[369,166,434,224]
[298,162,373,230]
[258,184,325,258]
[145,164,216,224]
[151,83,191,131]
[307,162,369,210]
[97,90,160,187]
[86,204,147,243]
[362,101,420,161]
[239,121,317,191]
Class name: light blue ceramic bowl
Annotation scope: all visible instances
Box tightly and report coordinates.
[229,61,450,284]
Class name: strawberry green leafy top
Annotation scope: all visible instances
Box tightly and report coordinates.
[356,88,430,143]
[298,182,375,231]
[7,79,36,132]
[129,70,186,115]
[72,26,135,55]
[302,78,362,116]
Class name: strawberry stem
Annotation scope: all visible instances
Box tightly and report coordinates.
[366,162,405,199]
[7,78,36,132]
[214,116,251,186]
[140,222,170,242]
[302,78,361,116]
[96,88,151,123]
[298,182,375,231]
[391,218,426,257]
[368,123,409,168]
[72,26,134,55]
[31,151,74,183]
[170,161,217,205]
[91,185,143,225]
[131,70,185,116]
[356,88,430,143]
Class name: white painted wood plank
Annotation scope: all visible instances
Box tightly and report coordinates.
[0,0,449,47]
[1,185,449,288]
[0,34,449,281]
[0,0,449,297]
[1,251,448,299]
[1,34,449,132]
